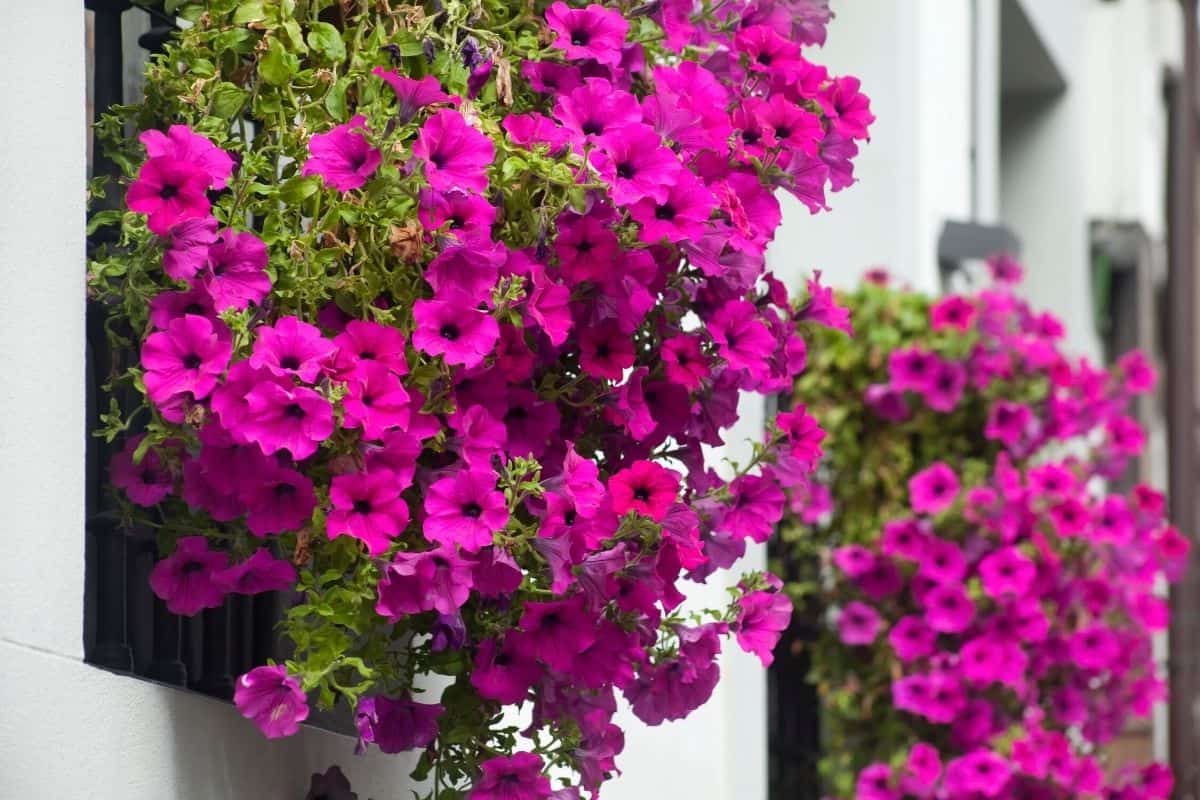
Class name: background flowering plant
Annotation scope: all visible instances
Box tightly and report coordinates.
[778,260,1187,799]
[88,0,867,796]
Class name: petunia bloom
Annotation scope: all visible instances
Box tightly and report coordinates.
[423,469,510,552]
[140,314,231,406]
[467,752,552,800]
[608,461,681,522]
[302,115,381,191]
[234,665,309,739]
[413,109,495,193]
[127,156,212,235]
[148,535,229,616]
[356,694,444,754]
[327,469,411,555]
[544,2,629,67]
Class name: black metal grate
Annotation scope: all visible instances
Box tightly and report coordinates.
[83,0,287,701]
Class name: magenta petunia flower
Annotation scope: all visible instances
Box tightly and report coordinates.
[127,156,212,235]
[708,300,776,374]
[661,334,710,391]
[721,474,785,543]
[734,589,793,666]
[412,291,500,368]
[524,264,574,346]
[140,313,231,406]
[425,243,506,303]
[234,665,309,739]
[141,124,234,189]
[373,67,450,123]
[216,548,297,595]
[302,114,381,191]
[471,635,542,704]
[908,462,960,515]
[922,584,975,633]
[630,171,716,243]
[984,400,1034,449]
[544,2,629,67]
[978,546,1036,600]
[578,320,635,380]
[423,469,510,552]
[554,211,622,283]
[376,546,474,619]
[356,694,444,754]
[554,79,642,146]
[1069,624,1120,671]
[110,435,173,506]
[148,535,229,616]
[419,188,497,243]
[148,286,216,330]
[888,615,936,662]
[930,294,977,331]
[608,460,680,522]
[624,623,722,725]
[332,319,410,377]
[837,601,882,645]
[472,546,524,597]
[162,216,219,280]
[249,316,336,383]
[821,75,876,142]
[512,596,597,671]
[413,109,495,193]
[943,750,1011,798]
[590,124,682,206]
[341,361,412,440]
[855,764,899,800]
[327,469,411,555]
[240,382,334,461]
[210,360,290,441]
[241,466,317,536]
[468,752,552,800]
[921,357,967,412]
[202,228,271,311]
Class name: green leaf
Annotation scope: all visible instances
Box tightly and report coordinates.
[324,76,350,121]
[232,0,267,24]
[306,22,347,62]
[279,174,321,205]
[211,82,247,119]
[259,37,299,87]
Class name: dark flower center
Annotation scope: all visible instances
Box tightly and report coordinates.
[284,403,306,419]
[575,239,594,254]
[279,355,301,370]
[440,323,461,341]
[353,499,373,514]
[184,302,206,315]
[181,560,205,575]
[359,349,376,360]
[462,501,483,519]
[742,130,761,146]
[564,508,577,525]
[506,406,528,421]
[756,52,773,66]
[140,469,157,484]
[616,161,636,180]
[655,203,677,221]
[274,482,296,499]
[633,487,651,502]
[182,353,203,370]
[582,119,603,137]
[449,214,465,229]
[570,28,591,46]
[774,126,791,139]
[159,183,180,200]
[429,150,448,169]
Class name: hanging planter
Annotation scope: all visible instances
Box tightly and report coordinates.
[87,0,869,797]
[778,261,1185,799]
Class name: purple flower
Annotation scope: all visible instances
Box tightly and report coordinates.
[239,382,334,461]
[468,752,552,800]
[423,469,509,552]
[202,229,271,311]
[327,469,410,555]
[630,171,716,243]
[908,462,960,515]
[376,546,474,618]
[837,601,882,645]
[234,665,309,739]
[302,115,381,191]
[140,314,231,406]
[162,216,218,280]
[148,536,229,616]
[413,109,495,193]
[140,124,234,189]
[412,291,500,368]
[216,548,297,595]
[513,596,598,671]
[373,67,449,123]
[127,156,212,235]
[249,316,336,383]
[734,589,792,666]
[110,435,173,506]
[545,2,629,67]
[355,694,443,754]
[471,636,541,704]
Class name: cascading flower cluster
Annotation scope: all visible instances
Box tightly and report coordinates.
[780,259,1187,799]
[89,1,866,796]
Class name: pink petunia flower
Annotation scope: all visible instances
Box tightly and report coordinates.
[110,435,173,506]
[590,124,682,206]
[127,156,212,235]
[162,216,219,280]
[216,548,297,595]
[331,319,410,377]
[908,462,960,515]
[355,694,444,754]
[341,361,412,440]
[608,461,680,522]
[544,2,629,67]
[734,589,793,666]
[302,114,381,191]
[471,635,542,704]
[140,313,232,406]
[923,584,975,633]
[888,615,936,662]
[837,601,882,645]
[930,295,977,331]
[202,228,271,311]
[630,171,716,243]
[376,546,475,618]
[373,67,450,123]
[512,596,598,671]
[241,466,317,536]
[234,665,309,739]
[978,546,1036,600]
[140,124,234,189]
[249,316,336,383]
[327,469,411,555]
[412,291,500,368]
[413,109,495,193]
[148,535,229,616]
[423,469,510,552]
[240,382,334,461]
[708,300,776,375]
